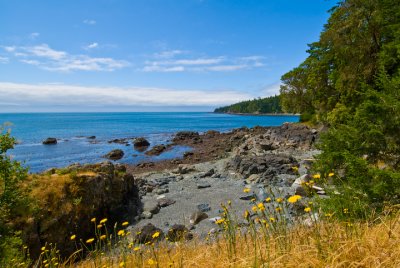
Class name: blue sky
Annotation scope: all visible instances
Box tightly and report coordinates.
[0,0,333,112]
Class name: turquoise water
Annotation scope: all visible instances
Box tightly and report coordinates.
[0,112,299,173]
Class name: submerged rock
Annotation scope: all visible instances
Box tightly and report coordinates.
[145,144,167,156]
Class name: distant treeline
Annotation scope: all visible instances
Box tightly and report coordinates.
[214,95,282,114]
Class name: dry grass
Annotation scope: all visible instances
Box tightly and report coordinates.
[69,215,400,268]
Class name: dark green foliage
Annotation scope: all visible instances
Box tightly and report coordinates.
[214,95,283,114]
[0,127,30,266]
[280,0,400,217]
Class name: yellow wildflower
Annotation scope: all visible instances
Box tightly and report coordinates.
[119,261,125,267]
[269,217,275,222]
[100,235,107,240]
[41,246,46,251]
[313,174,321,179]
[91,217,96,223]
[243,188,251,193]
[117,230,125,236]
[251,198,256,202]
[100,218,107,224]
[265,197,271,202]
[215,218,225,225]
[251,206,258,212]
[122,221,129,226]
[97,224,103,229]
[328,172,334,177]
[257,203,265,211]
[134,246,140,251]
[148,259,156,265]
[287,195,302,203]
[276,197,283,203]
[275,207,282,212]
[304,207,311,213]
[244,210,250,219]
[343,208,349,214]
[152,231,160,239]
[292,166,299,171]
[86,238,95,244]
[44,265,49,268]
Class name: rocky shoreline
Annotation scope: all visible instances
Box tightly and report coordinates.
[23,123,324,258]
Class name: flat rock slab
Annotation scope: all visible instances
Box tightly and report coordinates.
[197,183,211,189]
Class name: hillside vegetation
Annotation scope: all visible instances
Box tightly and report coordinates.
[280,0,400,217]
[214,95,282,114]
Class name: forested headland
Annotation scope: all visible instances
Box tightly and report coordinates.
[214,95,283,114]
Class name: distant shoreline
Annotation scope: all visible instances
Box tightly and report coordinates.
[213,111,300,116]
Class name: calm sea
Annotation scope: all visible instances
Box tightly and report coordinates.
[0,112,299,173]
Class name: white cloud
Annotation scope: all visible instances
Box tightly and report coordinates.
[0,56,9,63]
[3,46,16,52]
[83,19,96,25]
[84,42,99,50]
[142,51,266,72]
[0,82,253,108]
[29,32,40,39]
[153,50,185,59]
[204,64,247,71]
[3,43,130,72]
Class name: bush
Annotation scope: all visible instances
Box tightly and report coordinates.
[0,126,30,266]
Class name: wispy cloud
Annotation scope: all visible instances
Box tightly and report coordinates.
[0,56,9,64]
[2,44,130,72]
[29,32,40,40]
[0,82,253,109]
[142,51,265,72]
[84,42,99,50]
[83,19,96,25]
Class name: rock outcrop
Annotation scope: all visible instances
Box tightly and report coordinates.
[21,162,140,258]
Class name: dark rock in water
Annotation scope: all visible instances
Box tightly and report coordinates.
[173,131,200,142]
[157,198,176,208]
[87,136,96,139]
[197,182,211,189]
[108,138,130,145]
[133,223,164,244]
[133,137,150,148]
[145,144,167,156]
[42,137,57,145]
[104,149,124,160]
[197,203,211,212]
[167,224,193,242]
[190,211,208,225]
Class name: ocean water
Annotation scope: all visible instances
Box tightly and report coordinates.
[0,112,299,173]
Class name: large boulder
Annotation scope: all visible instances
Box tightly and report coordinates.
[104,149,124,160]
[133,137,150,150]
[133,223,164,244]
[42,137,57,145]
[166,224,193,242]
